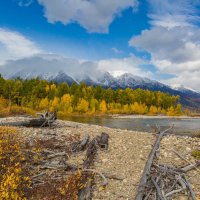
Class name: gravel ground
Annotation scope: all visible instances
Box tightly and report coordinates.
[0,117,199,200]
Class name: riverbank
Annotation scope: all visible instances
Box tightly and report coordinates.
[0,117,200,199]
[111,114,200,119]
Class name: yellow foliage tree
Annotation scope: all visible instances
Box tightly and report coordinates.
[130,102,147,114]
[89,98,98,114]
[50,97,60,111]
[99,100,107,113]
[123,104,130,114]
[62,94,71,105]
[60,94,72,113]
[39,98,49,110]
[50,84,56,90]
[149,106,158,115]
[77,98,89,113]
[45,85,50,93]
[167,106,175,116]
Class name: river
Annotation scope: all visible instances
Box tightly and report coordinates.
[62,116,200,135]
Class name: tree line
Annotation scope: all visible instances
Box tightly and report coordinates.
[0,75,183,116]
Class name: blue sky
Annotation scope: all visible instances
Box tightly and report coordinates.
[0,0,200,90]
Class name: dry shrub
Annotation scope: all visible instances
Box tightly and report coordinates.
[30,171,88,200]
[32,134,80,152]
[0,126,31,199]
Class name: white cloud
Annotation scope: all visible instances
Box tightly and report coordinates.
[97,56,152,78]
[130,26,200,65]
[37,0,138,33]
[18,0,34,7]
[148,0,200,28]
[0,28,41,64]
[0,53,152,81]
[111,47,123,54]
[162,70,200,92]
[129,0,200,90]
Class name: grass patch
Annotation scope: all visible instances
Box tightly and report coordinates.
[191,150,200,160]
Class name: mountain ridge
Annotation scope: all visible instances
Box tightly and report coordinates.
[1,69,200,110]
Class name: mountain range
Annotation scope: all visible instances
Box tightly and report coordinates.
[1,68,200,110]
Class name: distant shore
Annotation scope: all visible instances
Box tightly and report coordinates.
[111,114,200,119]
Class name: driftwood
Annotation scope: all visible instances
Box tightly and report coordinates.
[78,138,98,200]
[183,174,196,200]
[172,149,200,173]
[96,132,109,150]
[181,160,200,172]
[47,152,67,159]
[83,169,108,187]
[83,139,98,169]
[71,134,90,152]
[0,111,57,127]
[135,126,197,200]
[39,163,77,171]
[78,132,110,200]
[135,127,173,200]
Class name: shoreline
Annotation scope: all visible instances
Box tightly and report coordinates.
[0,117,200,199]
[111,114,200,119]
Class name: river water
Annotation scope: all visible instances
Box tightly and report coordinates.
[63,116,200,135]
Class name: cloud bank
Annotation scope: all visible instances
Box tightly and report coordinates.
[37,0,138,33]
[0,28,41,65]
[0,53,151,81]
[129,0,200,90]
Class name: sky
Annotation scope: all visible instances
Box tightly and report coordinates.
[0,0,200,90]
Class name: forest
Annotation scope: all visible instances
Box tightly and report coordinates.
[0,75,183,116]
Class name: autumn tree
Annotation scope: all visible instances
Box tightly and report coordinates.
[77,98,89,113]
[39,98,49,110]
[99,100,107,113]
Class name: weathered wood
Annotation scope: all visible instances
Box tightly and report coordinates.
[151,177,166,200]
[103,173,125,181]
[172,149,200,173]
[96,132,109,150]
[47,152,67,159]
[183,174,196,200]
[165,175,186,198]
[72,134,90,152]
[78,175,93,200]
[83,139,98,169]
[40,162,77,171]
[83,169,108,187]
[181,160,200,172]
[78,138,98,200]
[0,111,57,127]
[135,127,173,200]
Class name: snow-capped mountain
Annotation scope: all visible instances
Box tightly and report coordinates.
[1,67,200,109]
[97,72,117,87]
[172,85,200,96]
[50,71,76,85]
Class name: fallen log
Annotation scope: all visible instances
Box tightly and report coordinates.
[96,132,109,150]
[71,134,90,152]
[83,139,98,169]
[135,126,173,200]
[0,111,57,127]
[78,138,98,200]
